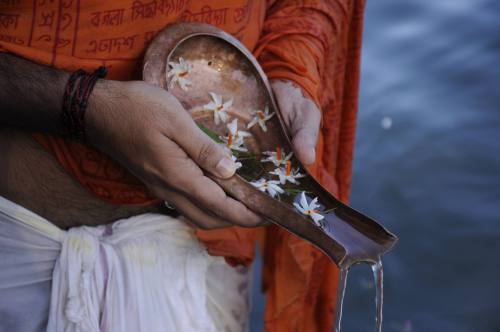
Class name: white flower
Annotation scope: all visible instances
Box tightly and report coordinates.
[232,154,242,170]
[167,57,192,91]
[220,118,250,151]
[220,132,247,152]
[293,191,324,226]
[203,92,232,125]
[246,105,275,132]
[270,160,305,185]
[227,118,251,141]
[251,178,284,198]
[261,146,293,167]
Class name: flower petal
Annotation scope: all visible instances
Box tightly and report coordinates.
[238,130,252,138]
[265,113,275,121]
[299,192,308,210]
[270,183,284,194]
[228,118,237,134]
[220,112,228,123]
[247,117,258,129]
[258,120,268,132]
[310,197,319,210]
[223,98,233,110]
[311,213,324,223]
[204,101,217,110]
[209,92,221,105]
[293,202,306,214]
[168,78,175,90]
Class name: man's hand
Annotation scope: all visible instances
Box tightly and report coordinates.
[86,80,262,229]
[0,54,310,230]
[271,80,321,166]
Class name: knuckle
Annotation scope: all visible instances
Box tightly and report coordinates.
[163,162,200,191]
[155,168,177,189]
[206,201,224,217]
[188,185,218,210]
[204,196,231,220]
[240,216,262,228]
[195,222,212,230]
[250,218,264,227]
[196,142,215,166]
[235,221,254,228]
[208,219,230,230]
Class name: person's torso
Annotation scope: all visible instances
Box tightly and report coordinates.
[0,1,268,227]
[0,0,266,79]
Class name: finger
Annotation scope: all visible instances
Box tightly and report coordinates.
[188,176,264,227]
[169,162,263,227]
[175,189,268,229]
[170,112,236,179]
[290,101,321,165]
[147,137,262,228]
[162,188,232,230]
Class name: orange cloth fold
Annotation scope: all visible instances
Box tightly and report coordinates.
[255,0,338,105]
[252,1,365,330]
[0,1,365,331]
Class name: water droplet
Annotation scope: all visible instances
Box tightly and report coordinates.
[390,320,413,332]
[403,320,413,332]
[381,116,393,130]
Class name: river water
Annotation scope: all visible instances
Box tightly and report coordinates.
[251,1,500,331]
[344,0,500,331]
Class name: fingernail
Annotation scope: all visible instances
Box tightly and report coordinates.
[310,148,316,162]
[304,148,316,165]
[216,157,236,178]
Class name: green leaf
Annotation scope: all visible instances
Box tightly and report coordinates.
[197,123,223,143]
[283,188,312,196]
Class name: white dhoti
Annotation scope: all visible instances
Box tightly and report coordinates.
[0,196,251,332]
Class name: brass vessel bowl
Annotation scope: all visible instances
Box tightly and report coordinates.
[143,23,397,268]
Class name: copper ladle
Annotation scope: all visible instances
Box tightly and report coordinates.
[143,23,397,268]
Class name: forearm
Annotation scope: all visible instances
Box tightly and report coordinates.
[0,53,69,133]
[256,1,338,105]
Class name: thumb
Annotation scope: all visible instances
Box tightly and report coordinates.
[290,103,321,165]
[292,128,317,165]
[173,115,236,179]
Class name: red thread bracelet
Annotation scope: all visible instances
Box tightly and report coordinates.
[62,66,107,140]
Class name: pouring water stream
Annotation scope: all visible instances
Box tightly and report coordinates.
[333,258,384,332]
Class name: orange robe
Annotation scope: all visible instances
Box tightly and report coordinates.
[0,1,365,331]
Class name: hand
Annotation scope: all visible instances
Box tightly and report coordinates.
[86,80,262,229]
[271,79,321,165]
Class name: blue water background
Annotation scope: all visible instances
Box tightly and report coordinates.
[251,0,500,331]
[344,0,500,331]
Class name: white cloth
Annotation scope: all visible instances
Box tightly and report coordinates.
[0,196,251,332]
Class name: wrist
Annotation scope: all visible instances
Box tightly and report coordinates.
[60,67,108,141]
[86,79,123,148]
